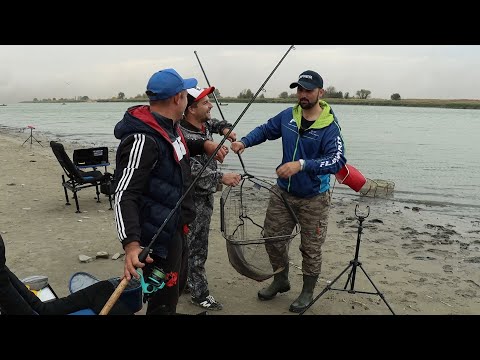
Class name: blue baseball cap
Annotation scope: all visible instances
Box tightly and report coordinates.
[146,68,198,100]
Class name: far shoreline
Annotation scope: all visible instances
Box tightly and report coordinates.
[15,98,480,110]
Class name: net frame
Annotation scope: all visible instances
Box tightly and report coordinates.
[359,178,395,198]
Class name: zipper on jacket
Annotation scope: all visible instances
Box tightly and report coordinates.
[287,131,301,192]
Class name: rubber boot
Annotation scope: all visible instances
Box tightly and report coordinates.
[289,274,318,313]
[257,264,290,301]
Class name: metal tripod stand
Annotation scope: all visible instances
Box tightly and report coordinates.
[22,125,43,147]
[300,205,395,315]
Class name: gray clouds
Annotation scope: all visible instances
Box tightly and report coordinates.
[0,45,479,104]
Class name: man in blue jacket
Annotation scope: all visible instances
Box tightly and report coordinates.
[231,70,347,313]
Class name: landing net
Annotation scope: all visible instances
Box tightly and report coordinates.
[220,173,300,281]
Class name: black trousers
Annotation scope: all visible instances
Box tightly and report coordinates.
[0,234,132,315]
[144,230,188,315]
[0,267,133,315]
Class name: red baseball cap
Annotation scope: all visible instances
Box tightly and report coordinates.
[186,86,215,108]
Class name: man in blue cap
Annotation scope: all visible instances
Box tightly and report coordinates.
[113,68,201,315]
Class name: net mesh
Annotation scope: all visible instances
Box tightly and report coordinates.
[359,178,395,198]
[220,175,300,281]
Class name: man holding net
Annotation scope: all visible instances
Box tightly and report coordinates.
[230,70,347,313]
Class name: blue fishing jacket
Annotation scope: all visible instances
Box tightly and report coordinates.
[240,100,346,198]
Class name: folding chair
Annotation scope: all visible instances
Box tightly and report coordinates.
[50,141,113,213]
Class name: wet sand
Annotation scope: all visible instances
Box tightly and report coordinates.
[1,128,479,315]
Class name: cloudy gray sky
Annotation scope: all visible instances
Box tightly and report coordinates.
[1,45,479,103]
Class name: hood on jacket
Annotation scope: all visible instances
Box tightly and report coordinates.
[292,100,334,130]
[115,105,172,140]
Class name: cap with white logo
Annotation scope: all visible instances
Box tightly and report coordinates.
[289,70,323,90]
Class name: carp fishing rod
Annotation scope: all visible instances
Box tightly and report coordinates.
[194,48,301,261]
[193,50,251,175]
[100,45,295,315]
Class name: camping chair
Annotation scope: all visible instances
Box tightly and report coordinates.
[50,141,113,213]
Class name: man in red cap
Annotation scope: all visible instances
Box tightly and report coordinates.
[180,86,241,311]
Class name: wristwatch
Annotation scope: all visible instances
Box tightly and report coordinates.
[299,159,305,171]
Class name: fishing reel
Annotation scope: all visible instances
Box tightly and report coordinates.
[137,265,166,303]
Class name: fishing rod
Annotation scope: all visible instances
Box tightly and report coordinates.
[195,48,300,248]
[100,45,295,315]
[194,50,251,176]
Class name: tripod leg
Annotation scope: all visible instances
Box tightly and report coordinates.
[299,263,352,315]
[358,264,395,315]
[343,260,361,292]
[343,265,354,290]
[32,136,43,147]
[22,136,31,146]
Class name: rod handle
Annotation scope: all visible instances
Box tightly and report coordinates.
[99,277,129,315]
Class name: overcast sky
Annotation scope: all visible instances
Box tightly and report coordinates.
[1,45,479,103]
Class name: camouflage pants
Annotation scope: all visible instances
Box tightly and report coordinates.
[186,193,214,299]
[263,185,331,276]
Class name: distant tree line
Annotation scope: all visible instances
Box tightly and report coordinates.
[278,87,401,101]
[30,87,403,103]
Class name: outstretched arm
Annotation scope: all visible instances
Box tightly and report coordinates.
[231,111,284,154]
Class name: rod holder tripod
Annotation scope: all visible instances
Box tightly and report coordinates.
[300,205,395,315]
[22,125,43,147]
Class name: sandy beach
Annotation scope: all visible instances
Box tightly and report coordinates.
[1,128,479,315]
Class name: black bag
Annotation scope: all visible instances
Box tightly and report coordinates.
[100,173,115,195]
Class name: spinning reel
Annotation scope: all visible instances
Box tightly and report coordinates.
[137,265,166,302]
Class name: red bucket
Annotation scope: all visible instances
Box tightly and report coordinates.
[335,164,366,192]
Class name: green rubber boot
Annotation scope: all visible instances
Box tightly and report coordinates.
[289,274,318,313]
[257,264,290,301]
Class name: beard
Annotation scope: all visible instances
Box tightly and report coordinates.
[202,111,212,122]
[298,96,318,110]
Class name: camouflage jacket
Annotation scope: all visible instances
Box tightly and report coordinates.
[179,118,232,196]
